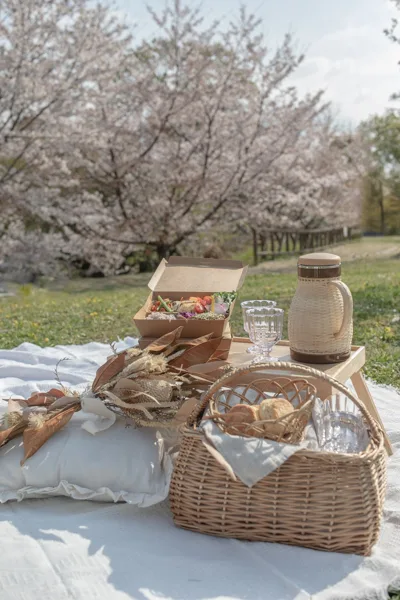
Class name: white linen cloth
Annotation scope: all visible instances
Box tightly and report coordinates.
[80,391,117,434]
[201,418,303,486]
[0,339,399,600]
[199,385,320,486]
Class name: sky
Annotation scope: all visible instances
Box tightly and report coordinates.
[114,0,400,125]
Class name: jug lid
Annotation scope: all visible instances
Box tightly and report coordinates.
[298,252,341,266]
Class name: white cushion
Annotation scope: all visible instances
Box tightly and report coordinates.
[0,410,172,506]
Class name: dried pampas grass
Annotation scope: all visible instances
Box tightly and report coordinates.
[100,353,168,391]
[27,412,48,430]
[1,411,24,429]
[93,328,224,429]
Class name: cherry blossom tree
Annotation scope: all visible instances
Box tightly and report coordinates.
[0,0,364,276]
[0,0,131,272]
[263,117,363,230]
[223,110,364,257]
[40,2,332,265]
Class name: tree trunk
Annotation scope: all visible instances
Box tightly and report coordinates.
[378,179,385,235]
[156,244,172,261]
[251,227,258,266]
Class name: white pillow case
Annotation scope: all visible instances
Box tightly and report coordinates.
[0,410,173,506]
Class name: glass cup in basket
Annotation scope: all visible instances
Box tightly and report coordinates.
[246,307,284,362]
[241,300,277,353]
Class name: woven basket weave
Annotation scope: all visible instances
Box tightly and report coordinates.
[170,362,387,556]
[207,377,315,443]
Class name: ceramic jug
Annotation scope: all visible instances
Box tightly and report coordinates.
[288,252,353,363]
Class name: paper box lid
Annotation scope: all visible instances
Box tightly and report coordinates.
[147,257,247,294]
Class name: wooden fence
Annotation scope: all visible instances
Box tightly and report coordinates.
[252,226,361,265]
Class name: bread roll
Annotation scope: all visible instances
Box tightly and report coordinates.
[257,397,294,440]
[258,397,293,421]
[224,404,261,437]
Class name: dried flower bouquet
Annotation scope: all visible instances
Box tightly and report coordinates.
[0,327,228,464]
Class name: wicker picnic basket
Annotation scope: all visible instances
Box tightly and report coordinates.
[170,362,387,556]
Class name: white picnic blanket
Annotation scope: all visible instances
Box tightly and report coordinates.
[0,339,399,600]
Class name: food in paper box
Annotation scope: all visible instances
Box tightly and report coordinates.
[134,257,247,339]
[147,312,177,321]
[146,292,236,321]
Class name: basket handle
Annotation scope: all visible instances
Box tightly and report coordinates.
[328,280,353,339]
[188,361,380,440]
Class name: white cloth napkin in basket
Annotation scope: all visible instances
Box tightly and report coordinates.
[200,418,317,487]
[199,381,320,487]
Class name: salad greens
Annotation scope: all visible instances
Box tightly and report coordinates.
[147,291,237,320]
[213,291,237,304]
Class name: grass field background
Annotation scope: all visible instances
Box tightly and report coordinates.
[1,237,399,388]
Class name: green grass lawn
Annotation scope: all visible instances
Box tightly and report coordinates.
[1,255,399,388]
